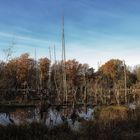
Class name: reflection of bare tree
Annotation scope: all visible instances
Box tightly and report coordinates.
[11,108,35,124]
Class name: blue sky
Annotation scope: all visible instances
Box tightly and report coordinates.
[0,0,140,69]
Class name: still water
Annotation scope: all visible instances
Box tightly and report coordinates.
[0,106,94,130]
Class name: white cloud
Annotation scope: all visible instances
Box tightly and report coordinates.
[66,40,140,70]
[0,31,140,71]
[0,31,49,44]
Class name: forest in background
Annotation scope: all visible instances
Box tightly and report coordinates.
[0,51,140,105]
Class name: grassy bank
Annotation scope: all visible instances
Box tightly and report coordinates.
[0,106,140,140]
[0,120,140,140]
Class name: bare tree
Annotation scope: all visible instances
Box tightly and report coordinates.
[3,41,15,62]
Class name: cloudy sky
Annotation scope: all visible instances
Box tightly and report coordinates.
[0,0,140,69]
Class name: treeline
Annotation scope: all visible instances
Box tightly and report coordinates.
[0,53,140,105]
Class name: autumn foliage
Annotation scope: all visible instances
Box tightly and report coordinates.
[0,53,139,105]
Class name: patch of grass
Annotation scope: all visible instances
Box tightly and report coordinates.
[0,123,79,140]
[80,118,140,140]
[95,106,128,124]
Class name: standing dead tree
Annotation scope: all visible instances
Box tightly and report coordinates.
[3,41,15,62]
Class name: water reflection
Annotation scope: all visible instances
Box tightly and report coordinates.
[0,106,94,129]
[0,107,39,125]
